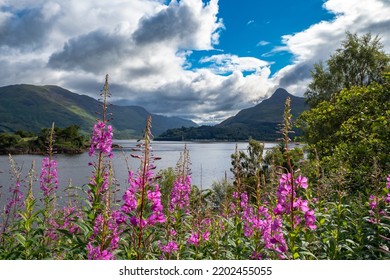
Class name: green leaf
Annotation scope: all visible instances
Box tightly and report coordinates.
[14,233,26,247]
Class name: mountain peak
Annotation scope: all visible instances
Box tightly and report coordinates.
[268,88,291,102]
[219,87,306,127]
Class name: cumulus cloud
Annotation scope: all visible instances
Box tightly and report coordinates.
[199,54,269,74]
[0,0,389,124]
[273,0,390,95]
[48,30,131,73]
[0,6,56,49]
[133,0,223,49]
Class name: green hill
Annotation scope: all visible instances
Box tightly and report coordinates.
[0,84,197,138]
[219,88,306,126]
[156,88,307,141]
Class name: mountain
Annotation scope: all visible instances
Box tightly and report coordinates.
[219,88,305,126]
[156,88,307,141]
[0,84,197,138]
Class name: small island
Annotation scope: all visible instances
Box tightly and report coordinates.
[0,125,89,155]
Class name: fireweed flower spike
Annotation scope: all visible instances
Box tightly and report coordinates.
[88,213,120,260]
[87,75,114,213]
[187,219,211,247]
[84,75,119,259]
[4,155,24,224]
[159,241,178,254]
[89,120,113,158]
[39,157,58,197]
[367,175,390,224]
[120,116,165,259]
[121,171,138,214]
[39,123,58,200]
[170,176,191,213]
[304,210,317,230]
[147,185,166,225]
[232,189,289,259]
[274,173,316,230]
[5,182,24,215]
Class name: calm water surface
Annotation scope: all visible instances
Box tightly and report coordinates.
[0,141,282,206]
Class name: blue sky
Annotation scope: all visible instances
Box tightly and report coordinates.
[0,0,389,124]
[190,0,335,76]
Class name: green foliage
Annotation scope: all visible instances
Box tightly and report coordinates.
[306,32,390,107]
[0,125,88,154]
[264,144,305,172]
[0,133,23,149]
[230,139,266,195]
[208,179,233,212]
[156,167,176,209]
[1,125,390,260]
[15,130,35,138]
[298,77,390,191]
[1,70,390,261]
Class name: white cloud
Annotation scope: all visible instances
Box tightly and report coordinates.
[133,0,223,50]
[0,0,275,124]
[257,40,270,47]
[199,54,269,74]
[0,0,389,124]
[274,0,390,95]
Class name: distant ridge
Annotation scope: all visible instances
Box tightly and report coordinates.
[0,84,197,138]
[157,88,307,141]
[219,88,306,126]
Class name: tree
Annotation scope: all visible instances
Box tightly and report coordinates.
[305,32,390,107]
[15,130,35,138]
[0,133,22,149]
[298,73,390,191]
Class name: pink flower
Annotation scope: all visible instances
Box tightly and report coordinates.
[279,173,292,185]
[271,218,282,231]
[170,176,191,213]
[160,241,178,254]
[87,242,114,260]
[274,203,286,215]
[295,175,308,189]
[147,185,165,225]
[87,211,120,260]
[294,197,310,213]
[202,231,210,241]
[129,216,147,227]
[58,206,81,234]
[121,171,139,214]
[251,251,263,260]
[294,216,302,227]
[40,157,58,197]
[304,210,316,230]
[232,192,239,199]
[89,121,113,158]
[5,181,24,215]
[369,195,378,210]
[187,232,200,246]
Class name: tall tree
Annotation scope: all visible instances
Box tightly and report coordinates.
[305,32,390,107]
[298,73,390,191]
